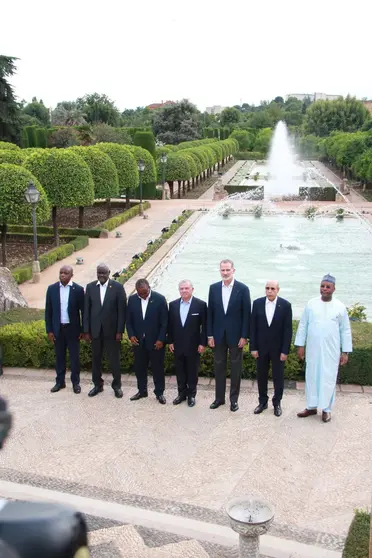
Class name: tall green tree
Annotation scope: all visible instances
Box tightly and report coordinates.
[52,101,86,126]
[76,93,121,126]
[219,107,241,127]
[22,98,50,127]
[305,96,369,137]
[0,55,21,143]
[152,99,202,144]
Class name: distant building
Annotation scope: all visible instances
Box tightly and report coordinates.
[205,105,226,115]
[362,100,372,114]
[286,93,342,102]
[146,100,176,110]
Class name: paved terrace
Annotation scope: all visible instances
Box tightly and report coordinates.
[0,370,371,557]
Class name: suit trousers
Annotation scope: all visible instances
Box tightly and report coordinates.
[175,352,200,397]
[91,331,121,389]
[213,334,243,404]
[133,344,165,396]
[55,324,80,386]
[256,351,284,406]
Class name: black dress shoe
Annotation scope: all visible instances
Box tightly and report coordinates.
[230,402,239,412]
[274,405,282,417]
[210,400,225,409]
[130,391,148,401]
[188,397,196,407]
[254,403,268,414]
[157,395,166,405]
[73,385,81,394]
[51,383,66,393]
[114,388,123,399]
[88,386,103,397]
[173,395,186,405]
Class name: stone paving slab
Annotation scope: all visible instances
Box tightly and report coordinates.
[0,374,370,543]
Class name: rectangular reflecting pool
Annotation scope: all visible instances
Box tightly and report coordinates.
[150,213,372,320]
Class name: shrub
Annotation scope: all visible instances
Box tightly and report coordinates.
[69,146,119,199]
[128,146,157,186]
[12,236,89,284]
[133,131,156,158]
[48,127,79,148]
[24,126,38,147]
[156,152,191,184]
[101,201,151,231]
[343,510,370,558]
[0,149,25,165]
[230,130,255,151]
[1,320,371,385]
[95,143,138,195]
[35,127,48,148]
[0,141,20,150]
[235,151,265,160]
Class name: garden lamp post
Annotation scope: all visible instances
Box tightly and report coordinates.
[161,153,167,200]
[24,180,41,283]
[138,159,145,217]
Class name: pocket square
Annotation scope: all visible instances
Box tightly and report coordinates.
[191,313,199,316]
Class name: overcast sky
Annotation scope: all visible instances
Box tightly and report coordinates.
[2,0,371,112]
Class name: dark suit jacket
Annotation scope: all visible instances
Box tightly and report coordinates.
[45,281,84,338]
[250,296,293,355]
[83,279,127,339]
[207,280,251,346]
[126,291,168,350]
[167,297,207,356]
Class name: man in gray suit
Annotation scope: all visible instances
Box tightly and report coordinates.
[84,264,127,398]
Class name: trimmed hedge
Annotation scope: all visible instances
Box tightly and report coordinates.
[69,146,119,200]
[343,510,370,558]
[0,141,20,150]
[95,143,138,195]
[0,149,26,165]
[235,152,265,160]
[0,320,371,384]
[12,236,89,284]
[102,201,150,231]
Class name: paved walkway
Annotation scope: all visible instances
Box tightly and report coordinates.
[0,370,371,556]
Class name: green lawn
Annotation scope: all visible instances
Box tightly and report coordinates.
[343,510,370,558]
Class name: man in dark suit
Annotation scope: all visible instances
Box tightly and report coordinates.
[45,265,85,394]
[250,280,293,417]
[207,259,251,412]
[126,278,168,404]
[168,280,207,407]
[83,264,127,398]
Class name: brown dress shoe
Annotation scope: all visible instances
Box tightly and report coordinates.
[322,411,331,423]
[297,408,317,418]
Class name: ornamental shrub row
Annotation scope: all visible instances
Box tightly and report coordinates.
[0,321,370,385]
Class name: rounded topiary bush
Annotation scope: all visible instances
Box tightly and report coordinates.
[0,149,25,165]
[95,143,138,194]
[133,131,156,158]
[0,164,50,225]
[128,145,156,185]
[0,141,20,150]
[69,146,119,199]
[157,152,191,184]
[23,148,95,208]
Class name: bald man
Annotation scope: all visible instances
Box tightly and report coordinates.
[45,265,85,394]
[84,264,127,398]
[250,281,292,416]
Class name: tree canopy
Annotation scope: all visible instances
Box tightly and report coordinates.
[0,56,21,143]
[152,99,201,144]
[305,96,369,137]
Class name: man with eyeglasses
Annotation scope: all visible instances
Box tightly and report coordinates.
[250,280,292,417]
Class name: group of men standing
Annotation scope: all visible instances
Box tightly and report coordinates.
[45,260,352,422]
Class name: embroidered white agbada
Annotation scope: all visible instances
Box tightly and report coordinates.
[295,297,352,411]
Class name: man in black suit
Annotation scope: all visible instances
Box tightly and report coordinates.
[207,259,251,412]
[45,265,85,394]
[126,278,168,404]
[168,280,207,407]
[83,264,127,398]
[250,280,292,417]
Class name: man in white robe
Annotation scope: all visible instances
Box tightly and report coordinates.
[295,274,352,422]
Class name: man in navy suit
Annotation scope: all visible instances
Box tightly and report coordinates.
[84,264,127,398]
[168,280,207,407]
[45,265,85,394]
[250,280,293,417]
[207,259,251,412]
[126,278,168,404]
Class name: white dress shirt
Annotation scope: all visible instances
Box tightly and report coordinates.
[59,280,73,324]
[180,297,192,326]
[265,296,277,326]
[97,280,109,305]
[138,291,151,319]
[222,279,234,314]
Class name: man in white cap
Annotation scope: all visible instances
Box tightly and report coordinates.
[295,274,352,422]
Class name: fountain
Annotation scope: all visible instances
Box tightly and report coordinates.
[266,121,301,199]
[226,497,274,558]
